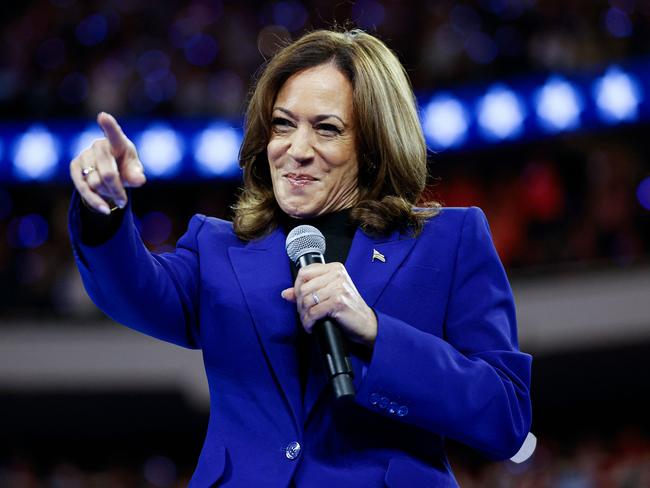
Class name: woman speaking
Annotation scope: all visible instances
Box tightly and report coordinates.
[68,29,531,488]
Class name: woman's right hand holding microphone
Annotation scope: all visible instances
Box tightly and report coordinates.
[69,112,146,214]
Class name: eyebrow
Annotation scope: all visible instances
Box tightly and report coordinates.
[273,107,347,127]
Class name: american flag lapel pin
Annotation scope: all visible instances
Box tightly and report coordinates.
[372,249,386,263]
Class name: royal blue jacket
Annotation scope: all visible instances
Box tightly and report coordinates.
[69,195,532,488]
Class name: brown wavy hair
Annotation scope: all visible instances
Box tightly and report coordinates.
[233,29,439,241]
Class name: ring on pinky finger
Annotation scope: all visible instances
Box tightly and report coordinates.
[84,169,101,190]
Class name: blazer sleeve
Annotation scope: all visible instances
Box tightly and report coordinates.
[355,207,532,460]
[69,191,205,349]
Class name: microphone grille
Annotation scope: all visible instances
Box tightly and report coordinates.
[285,225,326,263]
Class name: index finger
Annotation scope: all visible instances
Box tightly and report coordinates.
[97,112,127,157]
[295,262,335,286]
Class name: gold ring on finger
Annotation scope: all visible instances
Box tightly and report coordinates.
[81,166,96,179]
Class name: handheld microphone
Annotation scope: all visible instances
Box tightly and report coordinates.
[285,225,355,400]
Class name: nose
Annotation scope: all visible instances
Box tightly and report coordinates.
[287,126,314,164]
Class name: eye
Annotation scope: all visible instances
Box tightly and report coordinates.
[271,117,294,131]
[316,123,342,135]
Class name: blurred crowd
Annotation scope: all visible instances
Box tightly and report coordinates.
[455,430,650,487]
[2,0,650,119]
[2,430,650,487]
[433,134,650,270]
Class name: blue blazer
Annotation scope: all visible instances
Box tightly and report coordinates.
[69,195,532,488]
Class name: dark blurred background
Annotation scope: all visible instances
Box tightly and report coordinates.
[1,0,650,486]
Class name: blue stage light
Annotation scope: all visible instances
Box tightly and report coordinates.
[422,95,469,150]
[136,124,184,178]
[535,77,583,132]
[12,126,60,181]
[5,55,650,184]
[476,84,526,140]
[593,67,642,124]
[193,124,241,177]
[71,126,105,159]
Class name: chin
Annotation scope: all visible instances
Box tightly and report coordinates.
[278,198,319,219]
[281,207,316,219]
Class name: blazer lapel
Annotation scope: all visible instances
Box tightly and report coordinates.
[228,228,303,428]
[345,228,418,308]
[303,228,418,421]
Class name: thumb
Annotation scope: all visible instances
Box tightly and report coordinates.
[281,288,296,302]
[122,159,147,188]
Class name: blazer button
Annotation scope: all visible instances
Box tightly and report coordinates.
[388,401,399,415]
[397,405,409,417]
[369,393,380,405]
[285,441,301,460]
[378,396,390,409]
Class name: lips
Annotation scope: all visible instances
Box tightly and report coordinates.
[284,173,318,187]
[285,173,318,181]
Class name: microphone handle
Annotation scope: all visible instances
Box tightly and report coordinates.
[297,253,355,400]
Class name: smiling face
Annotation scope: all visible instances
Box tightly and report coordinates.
[267,63,359,219]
